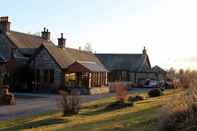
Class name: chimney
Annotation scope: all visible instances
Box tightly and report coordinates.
[41,27,50,40]
[58,33,66,48]
[0,16,11,33]
[143,46,147,55]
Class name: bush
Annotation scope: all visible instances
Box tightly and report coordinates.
[0,85,16,105]
[0,94,16,105]
[128,95,145,102]
[160,103,197,131]
[58,90,80,116]
[159,81,197,131]
[148,88,163,97]
[112,82,128,102]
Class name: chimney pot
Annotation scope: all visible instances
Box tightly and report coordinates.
[143,46,147,55]
[41,27,50,40]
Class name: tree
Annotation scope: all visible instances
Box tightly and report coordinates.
[167,67,176,79]
[83,42,93,52]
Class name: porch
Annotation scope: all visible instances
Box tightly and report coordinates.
[65,61,109,94]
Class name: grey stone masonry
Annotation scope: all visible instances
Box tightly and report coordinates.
[30,48,64,87]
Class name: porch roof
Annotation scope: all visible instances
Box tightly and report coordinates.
[67,61,108,73]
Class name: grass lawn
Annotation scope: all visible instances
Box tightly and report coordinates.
[0,89,180,131]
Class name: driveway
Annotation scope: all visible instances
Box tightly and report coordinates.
[0,88,149,121]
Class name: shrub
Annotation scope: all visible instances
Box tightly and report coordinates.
[128,95,145,102]
[0,85,16,105]
[112,82,128,102]
[148,88,163,97]
[159,80,197,131]
[160,103,197,131]
[0,94,16,105]
[58,90,80,116]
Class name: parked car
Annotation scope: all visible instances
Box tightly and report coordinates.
[144,80,158,88]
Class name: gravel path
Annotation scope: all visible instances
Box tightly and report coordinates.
[0,88,149,121]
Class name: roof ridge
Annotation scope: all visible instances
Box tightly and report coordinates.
[10,30,44,40]
[77,60,97,64]
[96,53,142,55]
[65,47,93,54]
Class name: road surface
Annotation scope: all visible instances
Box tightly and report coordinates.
[0,88,149,121]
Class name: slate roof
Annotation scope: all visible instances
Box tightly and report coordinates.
[152,65,166,74]
[76,61,108,72]
[67,61,108,72]
[35,43,107,71]
[96,53,152,72]
[6,31,53,56]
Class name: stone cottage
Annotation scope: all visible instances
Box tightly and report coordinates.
[0,16,57,91]
[0,16,108,94]
[152,65,167,80]
[29,34,109,94]
[96,47,164,84]
[0,16,166,93]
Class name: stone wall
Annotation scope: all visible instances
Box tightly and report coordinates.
[108,71,158,84]
[128,72,157,83]
[135,72,157,83]
[129,73,135,82]
[0,34,12,59]
[157,73,166,81]
[89,85,109,95]
[30,48,64,90]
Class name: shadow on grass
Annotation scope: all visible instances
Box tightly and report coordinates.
[80,103,133,116]
[80,107,113,116]
[137,100,158,104]
[0,118,67,131]
[58,106,160,131]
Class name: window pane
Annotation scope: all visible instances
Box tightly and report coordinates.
[49,69,54,83]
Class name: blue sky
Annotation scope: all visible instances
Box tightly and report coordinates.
[1,0,197,69]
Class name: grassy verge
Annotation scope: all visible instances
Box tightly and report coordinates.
[0,89,180,131]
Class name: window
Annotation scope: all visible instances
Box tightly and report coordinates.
[49,69,54,83]
[43,69,54,83]
[36,69,40,82]
[121,71,128,81]
[43,69,48,83]
[65,73,76,81]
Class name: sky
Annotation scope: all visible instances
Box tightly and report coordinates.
[0,0,197,70]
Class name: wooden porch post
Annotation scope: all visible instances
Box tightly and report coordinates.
[105,72,108,85]
[88,73,92,88]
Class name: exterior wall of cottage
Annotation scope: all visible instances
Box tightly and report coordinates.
[129,73,135,82]
[0,34,12,59]
[0,34,24,62]
[30,48,64,91]
[156,73,166,81]
[108,70,160,84]
[135,72,157,84]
